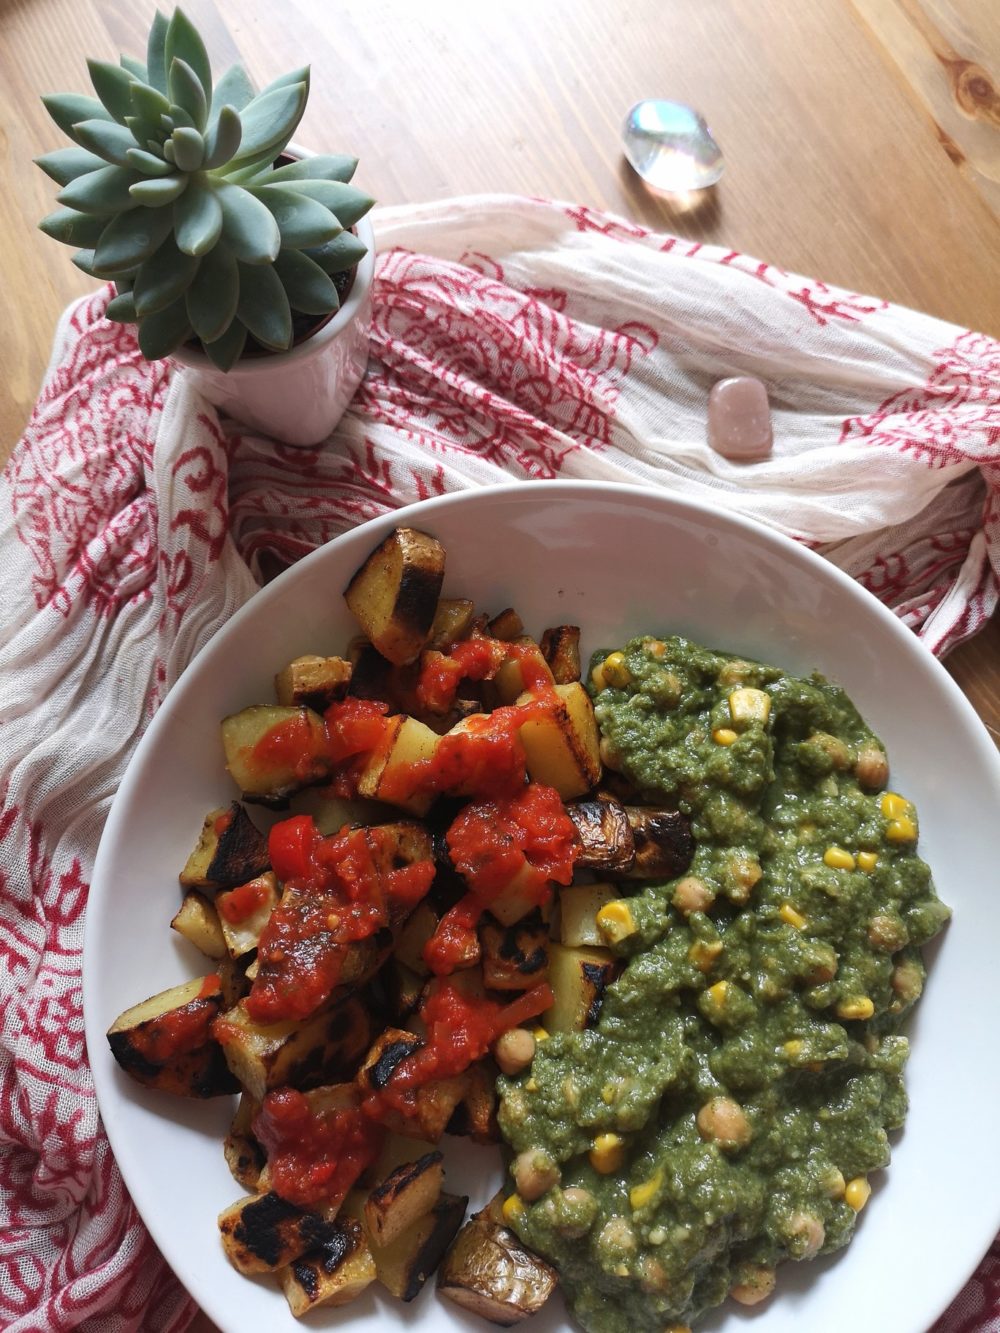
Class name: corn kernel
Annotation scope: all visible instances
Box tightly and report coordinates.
[596,900,636,945]
[886,816,917,843]
[823,846,856,871]
[602,652,632,689]
[857,852,879,873]
[629,1169,663,1210]
[728,687,772,726]
[664,1326,693,1333]
[688,938,723,972]
[779,903,807,930]
[713,728,739,746]
[880,791,909,820]
[601,1082,616,1104]
[589,1133,626,1174]
[502,1193,526,1224]
[783,1039,804,1059]
[845,1176,871,1212]
[836,996,875,1021]
[590,663,608,693]
[524,1076,538,1092]
[706,980,730,1005]
[531,1026,550,1043]
[824,1167,846,1199]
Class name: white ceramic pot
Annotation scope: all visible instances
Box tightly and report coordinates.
[172,170,374,447]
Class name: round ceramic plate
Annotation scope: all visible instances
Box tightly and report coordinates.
[84,481,1000,1333]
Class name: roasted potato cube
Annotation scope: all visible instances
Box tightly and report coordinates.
[216,872,279,958]
[364,1151,444,1247]
[437,1216,558,1325]
[393,901,439,976]
[344,527,445,666]
[565,794,635,873]
[558,883,619,948]
[106,974,238,1098]
[487,608,525,641]
[274,654,352,710]
[383,958,425,1022]
[221,705,332,802]
[516,682,601,799]
[373,1192,468,1301]
[622,805,695,879]
[544,942,617,1033]
[357,1029,468,1141]
[219,1191,333,1275]
[540,625,582,684]
[446,1060,500,1144]
[429,598,476,650]
[355,715,440,816]
[279,1219,376,1315]
[170,891,227,959]
[487,864,548,928]
[179,802,270,890]
[224,1092,266,1191]
[213,993,374,1101]
[479,912,549,991]
[493,639,554,705]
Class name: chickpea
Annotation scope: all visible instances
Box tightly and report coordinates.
[513,1149,560,1201]
[696,1096,752,1151]
[785,1211,825,1259]
[867,913,909,953]
[807,731,852,770]
[597,1215,636,1258]
[730,1264,776,1306]
[802,942,839,986]
[672,875,716,916]
[855,745,889,790]
[891,957,924,1005]
[718,659,753,686]
[555,1187,597,1239]
[726,853,762,904]
[562,1186,594,1208]
[599,735,622,771]
[494,1027,536,1076]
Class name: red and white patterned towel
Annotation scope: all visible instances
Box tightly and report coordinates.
[1,194,998,1331]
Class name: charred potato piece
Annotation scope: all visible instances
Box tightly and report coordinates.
[446,1059,500,1144]
[221,705,332,802]
[224,1092,266,1191]
[179,802,270,890]
[364,1151,444,1247]
[213,993,374,1102]
[219,1191,333,1275]
[374,1192,468,1301]
[479,912,549,991]
[356,1028,469,1141]
[392,900,439,976]
[438,1216,558,1325]
[344,527,446,666]
[540,625,582,684]
[566,794,635,873]
[279,1217,377,1315]
[107,974,238,1098]
[493,639,554,705]
[559,883,619,948]
[429,598,476,650]
[274,655,352,710]
[516,682,601,799]
[487,608,525,642]
[216,872,279,959]
[622,806,695,879]
[544,942,617,1034]
[383,958,425,1022]
[170,891,227,959]
[355,715,440,816]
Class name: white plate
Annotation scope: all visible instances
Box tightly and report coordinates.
[85,481,1000,1333]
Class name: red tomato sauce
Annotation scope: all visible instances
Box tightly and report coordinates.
[216,876,271,925]
[246,818,435,1023]
[254,1087,384,1210]
[416,638,508,714]
[132,975,220,1063]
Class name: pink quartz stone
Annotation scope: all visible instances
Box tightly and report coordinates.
[707,376,773,461]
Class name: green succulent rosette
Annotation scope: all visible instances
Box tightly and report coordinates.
[36,7,374,370]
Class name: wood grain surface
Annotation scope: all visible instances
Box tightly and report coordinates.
[1,5,997,1326]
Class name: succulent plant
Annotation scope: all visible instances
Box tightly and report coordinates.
[35,8,374,370]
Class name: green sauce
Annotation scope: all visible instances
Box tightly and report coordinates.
[497,635,950,1332]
